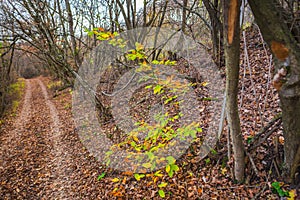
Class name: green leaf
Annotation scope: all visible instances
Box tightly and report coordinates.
[153,84,163,94]
[158,182,168,188]
[210,149,217,155]
[190,130,197,138]
[168,170,174,178]
[197,127,203,132]
[271,182,280,189]
[145,85,152,89]
[134,173,145,181]
[146,152,155,160]
[106,158,111,166]
[158,189,165,198]
[97,172,106,181]
[130,141,137,147]
[126,54,137,61]
[166,156,176,164]
[152,60,159,64]
[202,97,219,101]
[135,52,144,59]
[205,158,210,164]
[171,164,179,172]
[247,136,253,144]
[164,60,176,66]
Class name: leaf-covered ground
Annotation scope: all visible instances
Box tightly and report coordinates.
[0,27,299,199]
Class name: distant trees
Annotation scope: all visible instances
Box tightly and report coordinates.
[0,31,16,116]
[0,0,213,84]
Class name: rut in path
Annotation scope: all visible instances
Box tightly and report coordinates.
[37,79,73,199]
[0,78,74,199]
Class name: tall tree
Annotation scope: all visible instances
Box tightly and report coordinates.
[223,0,245,182]
[249,0,300,184]
[203,0,223,63]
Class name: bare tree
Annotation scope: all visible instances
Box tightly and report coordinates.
[222,0,245,182]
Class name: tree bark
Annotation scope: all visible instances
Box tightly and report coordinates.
[181,0,188,33]
[249,0,300,184]
[223,0,245,182]
[65,0,81,70]
[203,0,223,63]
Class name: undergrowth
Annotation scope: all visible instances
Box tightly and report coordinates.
[5,78,26,116]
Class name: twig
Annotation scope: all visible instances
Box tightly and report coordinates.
[251,170,271,200]
[249,114,281,146]
[218,92,226,138]
[252,182,268,200]
[217,185,261,190]
[272,158,281,177]
[246,151,259,177]
[172,0,212,30]
[226,111,234,179]
[249,116,282,151]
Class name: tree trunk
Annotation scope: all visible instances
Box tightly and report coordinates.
[249,0,300,184]
[65,0,81,70]
[181,0,188,33]
[203,0,223,63]
[223,0,245,182]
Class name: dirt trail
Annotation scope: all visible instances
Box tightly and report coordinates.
[0,78,75,199]
[37,79,73,199]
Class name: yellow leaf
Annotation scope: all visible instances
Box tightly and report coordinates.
[112,177,120,182]
[133,136,139,142]
[221,168,227,175]
[201,82,209,86]
[166,164,171,173]
[135,42,144,51]
[154,170,163,177]
[288,189,296,200]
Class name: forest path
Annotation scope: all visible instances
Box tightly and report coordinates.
[0,77,104,199]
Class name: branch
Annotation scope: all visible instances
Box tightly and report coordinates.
[248,114,282,151]
[173,0,211,30]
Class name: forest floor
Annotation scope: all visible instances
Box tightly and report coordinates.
[0,26,299,199]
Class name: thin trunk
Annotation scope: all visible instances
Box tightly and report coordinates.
[181,0,188,33]
[203,0,223,64]
[65,0,80,70]
[223,0,245,182]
